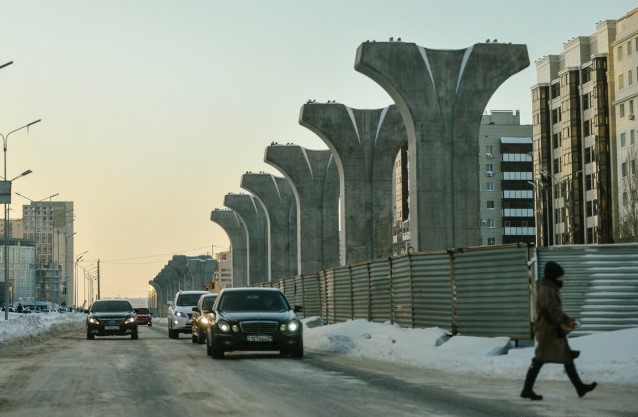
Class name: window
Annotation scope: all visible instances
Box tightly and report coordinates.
[582,94,590,110]
[618,45,623,61]
[621,132,626,148]
[619,74,624,90]
[632,130,636,145]
[504,220,511,227]
[622,162,627,177]
[620,103,625,118]
[629,41,633,56]
[487,237,496,246]
[486,182,494,191]
[630,100,634,116]
[630,70,634,86]
[585,146,593,164]
[486,219,495,228]
[487,200,495,209]
[586,174,593,191]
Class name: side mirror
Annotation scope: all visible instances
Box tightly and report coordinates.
[294,305,304,313]
[192,307,200,312]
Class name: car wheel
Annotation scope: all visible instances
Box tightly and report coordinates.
[206,333,213,356]
[86,331,94,340]
[131,332,139,340]
[148,322,152,327]
[191,332,198,343]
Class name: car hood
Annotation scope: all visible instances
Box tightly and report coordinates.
[218,310,298,322]
[89,311,134,319]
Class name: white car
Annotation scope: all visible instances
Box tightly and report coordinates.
[167,290,210,339]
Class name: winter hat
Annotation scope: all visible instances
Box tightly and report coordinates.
[544,261,564,280]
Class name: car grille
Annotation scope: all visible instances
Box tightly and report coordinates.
[240,321,277,334]
[103,319,123,326]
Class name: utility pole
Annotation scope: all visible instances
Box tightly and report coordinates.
[97,259,100,300]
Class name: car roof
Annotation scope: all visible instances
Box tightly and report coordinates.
[178,290,210,294]
[219,287,281,294]
[94,298,131,303]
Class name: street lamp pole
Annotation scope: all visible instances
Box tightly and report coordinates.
[74,251,88,310]
[1,119,40,320]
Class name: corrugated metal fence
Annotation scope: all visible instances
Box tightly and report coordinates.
[255,243,638,339]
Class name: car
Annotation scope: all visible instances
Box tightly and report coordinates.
[167,290,210,339]
[86,299,138,340]
[134,307,153,326]
[191,293,218,344]
[205,287,303,359]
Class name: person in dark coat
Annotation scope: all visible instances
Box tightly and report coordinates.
[520,261,597,400]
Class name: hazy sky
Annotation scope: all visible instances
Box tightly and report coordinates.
[1,1,635,301]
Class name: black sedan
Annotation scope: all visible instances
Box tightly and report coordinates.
[205,288,303,359]
[86,299,139,340]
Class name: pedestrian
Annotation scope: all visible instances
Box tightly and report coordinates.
[521,261,597,400]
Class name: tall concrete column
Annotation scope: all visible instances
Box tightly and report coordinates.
[300,103,406,264]
[210,208,248,287]
[355,41,529,251]
[224,193,269,285]
[241,173,298,280]
[264,144,339,274]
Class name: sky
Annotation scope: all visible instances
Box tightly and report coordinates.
[1,313,636,392]
[1,1,637,301]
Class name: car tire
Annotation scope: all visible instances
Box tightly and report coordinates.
[191,333,198,343]
[197,331,205,345]
[131,332,139,340]
[206,334,213,356]
[148,322,152,327]
[86,331,94,340]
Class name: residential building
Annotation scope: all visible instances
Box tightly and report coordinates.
[532,19,618,246]
[612,8,638,242]
[213,250,233,289]
[0,239,36,307]
[479,111,534,246]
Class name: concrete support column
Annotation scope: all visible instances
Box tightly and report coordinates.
[241,173,298,280]
[210,208,248,287]
[264,144,339,274]
[355,41,529,251]
[300,103,406,264]
[224,193,269,285]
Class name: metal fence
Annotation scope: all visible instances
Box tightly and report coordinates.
[255,243,638,339]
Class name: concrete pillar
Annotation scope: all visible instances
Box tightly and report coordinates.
[241,173,298,280]
[210,208,248,287]
[224,193,269,285]
[300,103,406,264]
[355,41,529,251]
[264,144,339,274]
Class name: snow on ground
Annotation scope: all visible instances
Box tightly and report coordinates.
[1,312,636,387]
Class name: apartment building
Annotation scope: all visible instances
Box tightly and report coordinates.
[612,8,638,242]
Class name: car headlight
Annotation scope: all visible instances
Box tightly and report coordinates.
[125,316,137,324]
[88,317,99,324]
[217,320,230,332]
[175,311,188,318]
[200,317,209,325]
[280,320,301,332]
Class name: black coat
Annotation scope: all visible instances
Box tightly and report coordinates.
[533,278,574,364]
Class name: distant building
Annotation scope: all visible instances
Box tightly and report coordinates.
[479,111,534,245]
[0,240,35,307]
[214,250,233,289]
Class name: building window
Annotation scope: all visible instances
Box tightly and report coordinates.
[487,200,495,210]
[620,103,625,118]
[486,181,495,191]
[618,45,623,61]
[486,219,495,228]
[586,174,594,190]
[629,41,633,56]
[621,132,626,148]
[630,70,634,86]
[487,237,496,246]
[504,220,511,227]
[619,74,624,90]
[632,130,636,145]
[622,162,627,177]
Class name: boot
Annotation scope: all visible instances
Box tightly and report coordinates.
[571,350,580,359]
[521,360,543,400]
[565,362,597,398]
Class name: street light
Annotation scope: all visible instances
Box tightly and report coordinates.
[1,119,40,320]
[74,251,88,309]
[15,192,60,309]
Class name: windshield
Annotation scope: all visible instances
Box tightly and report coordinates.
[201,296,217,310]
[91,301,133,313]
[134,308,150,314]
[176,293,207,306]
[219,291,288,312]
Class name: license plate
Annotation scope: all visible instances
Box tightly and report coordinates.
[247,335,272,342]
[105,325,120,330]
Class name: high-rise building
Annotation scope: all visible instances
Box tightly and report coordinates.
[479,111,534,246]
[611,8,638,242]
[20,201,75,306]
[532,19,619,246]
[392,143,410,254]
[213,250,233,289]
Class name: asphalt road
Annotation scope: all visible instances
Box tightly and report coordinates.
[0,320,635,417]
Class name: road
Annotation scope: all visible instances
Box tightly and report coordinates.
[0,319,635,417]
